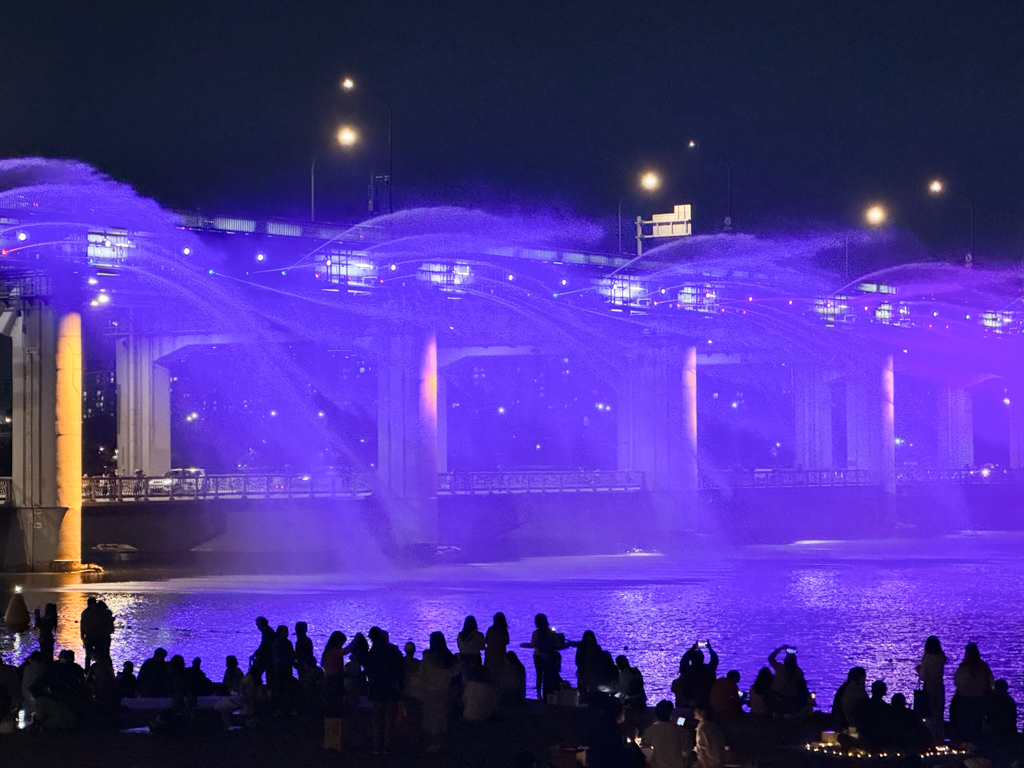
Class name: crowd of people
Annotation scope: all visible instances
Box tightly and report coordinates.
[0,601,1021,767]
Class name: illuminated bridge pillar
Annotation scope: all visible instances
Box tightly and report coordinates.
[1010,384,1024,469]
[115,335,173,476]
[845,354,896,494]
[616,343,698,507]
[936,384,974,470]
[5,299,80,570]
[377,329,438,550]
[793,366,834,470]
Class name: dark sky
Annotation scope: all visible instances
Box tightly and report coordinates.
[3,0,1024,258]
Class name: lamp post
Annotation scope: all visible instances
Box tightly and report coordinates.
[688,139,732,230]
[928,179,975,265]
[846,204,887,276]
[310,125,359,221]
[618,171,661,254]
[342,77,393,214]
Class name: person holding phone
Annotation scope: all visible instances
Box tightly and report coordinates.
[768,645,809,715]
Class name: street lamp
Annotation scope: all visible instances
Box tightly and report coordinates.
[846,204,888,276]
[310,124,359,222]
[618,171,661,254]
[928,178,975,265]
[341,76,393,214]
[688,139,733,230]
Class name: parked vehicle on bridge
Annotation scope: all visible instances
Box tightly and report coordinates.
[148,468,207,497]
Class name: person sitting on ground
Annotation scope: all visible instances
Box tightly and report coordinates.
[987,679,1018,737]
[748,667,774,716]
[889,693,933,753]
[505,650,527,702]
[710,670,742,721]
[186,657,215,696]
[21,651,49,715]
[222,655,244,695]
[768,646,809,715]
[138,647,169,697]
[855,680,894,752]
[294,621,316,676]
[693,707,727,768]
[641,699,691,768]
[117,661,138,699]
[85,652,121,715]
[462,664,499,722]
[585,693,644,768]
[616,654,647,710]
[836,666,867,731]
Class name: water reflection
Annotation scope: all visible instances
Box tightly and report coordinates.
[1,554,1023,728]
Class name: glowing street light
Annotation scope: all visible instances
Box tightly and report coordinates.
[865,204,887,226]
[618,170,662,254]
[310,124,360,221]
[340,76,394,214]
[928,178,975,265]
[336,125,358,147]
[845,204,888,276]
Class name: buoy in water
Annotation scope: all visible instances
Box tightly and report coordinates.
[4,586,31,631]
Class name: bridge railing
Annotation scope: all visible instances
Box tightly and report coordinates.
[437,470,645,495]
[699,469,879,490]
[82,474,373,502]
[896,467,1024,484]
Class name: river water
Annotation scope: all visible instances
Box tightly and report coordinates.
[2,533,1023,724]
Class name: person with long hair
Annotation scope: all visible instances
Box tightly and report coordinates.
[457,615,486,667]
[421,631,455,753]
[916,635,947,740]
[951,642,993,744]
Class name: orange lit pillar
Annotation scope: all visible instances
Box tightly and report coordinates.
[377,329,438,550]
[845,354,895,495]
[54,311,82,567]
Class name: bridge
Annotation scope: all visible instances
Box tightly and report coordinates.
[2,176,1024,570]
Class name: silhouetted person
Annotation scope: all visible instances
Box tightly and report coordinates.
[917,635,947,740]
[321,632,347,718]
[694,707,727,768]
[749,667,774,716]
[890,692,933,753]
[96,600,114,657]
[676,642,720,709]
[222,655,243,695]
[117,661,138,698]
[856,680,894,751]
[294,621,316,675]
[80,597,104,667]
[250,616,275,683]
[834,666,867,731]
[137,647,169,697]
[270,625,295,708]
[768,646,808,715]
[641,699,691,768]
[485,612,510,689]
[421,631,455,752]
[344,632,369,705]
[575,630,603,700]
[35,603,57,661]
[528,613,562,700]
[616,654,646,710]
[506,650,527,702]
[186,657,215,696]
[365,627,405,754]
[462,664,498,722]
[951,641,993,744]
[585,694,643,768]
[709,670,742,721]
[457,615,486,668]
[987,679,1018,737]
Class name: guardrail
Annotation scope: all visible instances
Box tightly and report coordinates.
[82,474,374,503]
[700,469,878,490]
[437,470,645,495]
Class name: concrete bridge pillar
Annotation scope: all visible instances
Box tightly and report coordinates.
[377,329,438,550]
[1009,384,1024,469]
[5,299,80,570]
[845,354,896,493]
[936,384,974,470]
[115,335,174,476]
[793,366,834,470]
[616,342,698,497]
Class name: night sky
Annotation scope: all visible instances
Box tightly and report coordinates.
[3,1,1023,259]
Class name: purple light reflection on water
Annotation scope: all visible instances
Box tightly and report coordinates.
[3,546,1024,727]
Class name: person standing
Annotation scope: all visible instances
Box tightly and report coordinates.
[951,642,993,744]
[916,635,947,740]
[365,627,405,755]
[420,631,455,753]
[35,603,57,661]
